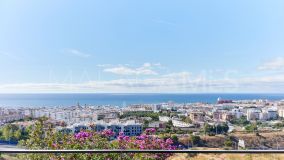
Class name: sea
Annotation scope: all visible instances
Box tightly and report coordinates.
[0,93,284,108]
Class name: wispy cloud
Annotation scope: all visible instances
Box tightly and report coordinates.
[258,57,284,70]
[96,64,113,68]
[1,71,284,93]
[103,63,159,76]
[63,49,91,58]
[0,60,283,93]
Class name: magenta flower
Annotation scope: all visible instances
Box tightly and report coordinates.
[123,136,130,142]
[139,145,145,149]
[166,138,174,145]
[101,129,115,137]
[145,128,156,134]
[136,134,148,140]
[74,131,92,140]
[52,143,57,148]
[119,132,124,136]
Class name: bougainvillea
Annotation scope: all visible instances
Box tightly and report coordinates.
[19,120,177,160]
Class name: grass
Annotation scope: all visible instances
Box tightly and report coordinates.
[168,153,284,160]
[0,154,19,160]
[167,147,284,160]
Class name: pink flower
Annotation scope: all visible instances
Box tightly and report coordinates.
[136,134,148,140]
[74,131,92,140]
[123,136,130,142]
[145,128,156,134]
[139,145,145,149]
[166,138,174,145]
[119,132,124,136]
[101,129,114,137]
[52,143,57,148]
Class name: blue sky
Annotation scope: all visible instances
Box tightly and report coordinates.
[0,0,284,93]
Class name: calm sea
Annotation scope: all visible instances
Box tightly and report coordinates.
[0,93,283,108]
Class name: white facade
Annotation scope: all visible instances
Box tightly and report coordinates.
[231,108,243,119]
[58,120,142,137]
[278,108,284,118]
[247,109,261,121]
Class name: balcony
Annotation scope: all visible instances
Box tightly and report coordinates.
[1,149,284,160]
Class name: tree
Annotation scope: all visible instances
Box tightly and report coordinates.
[230,116,250,126]
[204,123,212,135]
[18,119,48,159]
[245,123,257,132]
[204,123,229,135]
[14,129,22,140]
[190,135,201,146]
[224,139,233,148]
[181,116,192,124]
[143,120,150,128]
[171,135,179,144]
[167,120,173,128]
[2,124,19,141]
[120,111,160,121]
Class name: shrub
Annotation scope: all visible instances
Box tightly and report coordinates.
[19,121,177,160]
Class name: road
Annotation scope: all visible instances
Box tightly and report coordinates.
[0,144,24,151]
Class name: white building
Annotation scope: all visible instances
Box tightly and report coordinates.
[247,109,261,121]
[231,108,243,119]
[59,120,142,137]
[266,109,278,120]
[159,116,171,122]
[277,107,284,118]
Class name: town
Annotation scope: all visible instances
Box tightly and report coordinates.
[1,97,284,150]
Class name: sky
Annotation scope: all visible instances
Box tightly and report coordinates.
[0,0,284,93]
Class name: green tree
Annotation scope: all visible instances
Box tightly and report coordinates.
[120,111,160,121]
[166,120,173,128]
[204,123,229,135]
[204,123,212,135]
[224,139,233,148]
[245,123,258,132]
[190,135,201,146]
[181,116,192,124]
[14,129,22,140]
[230,116,250,126]
[19,119,49,159]
[171,135,179,144]
[2,124,15,141]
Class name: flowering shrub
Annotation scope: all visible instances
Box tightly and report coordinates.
[116,129,177,159]
[101,129,115,138]
[19,121,177,160]
[74,131,92,140]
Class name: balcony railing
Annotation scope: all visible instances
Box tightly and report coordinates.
[2,149,284,154]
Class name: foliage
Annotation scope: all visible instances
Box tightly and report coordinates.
[171,135,179,144]
[143,119,150,130]
[224,139,233,148]
[273,122,284,129]
[19,120,177,160]
[190,135,201,146]
[204,123,229,135]
[166,120,173,128]
[0,124,29,142]
[180,116,192,124]
[245,123,258,132]
[229,116,250,126]
[120,111,160,121]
